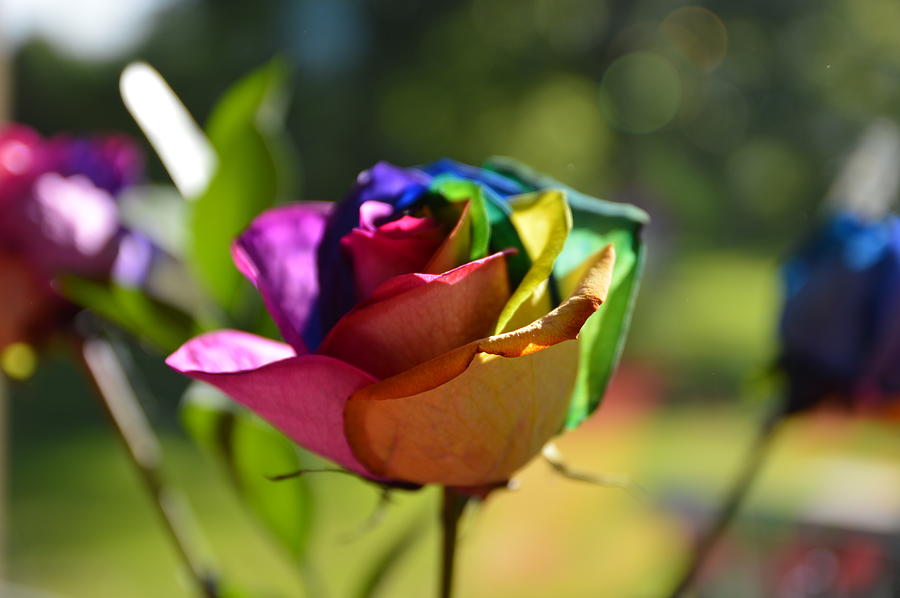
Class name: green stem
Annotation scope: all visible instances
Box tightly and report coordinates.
[76,336,219,598]
[439,487,468,598]
[664,404,785,598]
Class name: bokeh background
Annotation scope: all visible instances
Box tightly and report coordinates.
[3,0,900,596]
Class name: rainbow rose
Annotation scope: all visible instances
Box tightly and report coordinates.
[167,159,646,489]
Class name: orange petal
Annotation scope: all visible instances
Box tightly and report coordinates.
[424,201,472,274]
[318,250,511,379]
[344,244,615,486]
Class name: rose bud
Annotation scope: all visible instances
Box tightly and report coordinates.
[167,159,647,490]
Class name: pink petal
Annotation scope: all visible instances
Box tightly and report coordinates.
[340,214,445,301]
[21,173,121,277]
[358,200,393,230]
[166,329,377,475]
[318,251,511,379]
[232,203,333,352]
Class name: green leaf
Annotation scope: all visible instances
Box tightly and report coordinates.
[494,190,572,334]
[483,156,647,427]
[188,59,294,319]
[181,383,314,560]
[58,276,195,352]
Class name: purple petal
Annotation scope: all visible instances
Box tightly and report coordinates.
[316,162,431,339]
[46,134,143,196]
[232,203,333,352]
[166,329,378,475]
[112,232,158,287]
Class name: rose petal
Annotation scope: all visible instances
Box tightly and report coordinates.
[344,245,615,486]
[232,203,333,352]
[166,329,377,475]
[341,215,444,300]
[318,250,512,379]
[358,200,394,231]
[317,162,431,332]
[0,125,47,206]
[48,134,143,195]
[424,201,473,274]
[422,158,526,199]
[862,222,900,398]
[0,253,55,349]
[20,173,121,277]
[493,190,571,333]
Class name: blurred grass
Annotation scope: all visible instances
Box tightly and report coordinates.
[630,251,780,396]
[10,364,900,597]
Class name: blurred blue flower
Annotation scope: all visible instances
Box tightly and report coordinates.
[780,210,900,412]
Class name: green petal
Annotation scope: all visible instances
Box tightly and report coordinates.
[428,173,533,288]
[483,156,647,427]
[429,175,490,260]
[484,198,532,289]
[494,190,572,334]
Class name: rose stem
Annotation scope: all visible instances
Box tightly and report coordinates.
[663,403,785,598]
[76,336,219,598]
[439,487,468,598]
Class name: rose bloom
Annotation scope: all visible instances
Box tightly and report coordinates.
[779,210,900,415]
[168,159,646,489]
[0,124,149,355]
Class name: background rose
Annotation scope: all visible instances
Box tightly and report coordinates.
[779,210,900,414]
[169,158,646,488]
[0,124,150,352]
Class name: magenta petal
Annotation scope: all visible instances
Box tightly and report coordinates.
[232,203,333,352]
[341,215,444,300]
[318,250,511,379]
[166,330,378,475]
[166,329,297,371]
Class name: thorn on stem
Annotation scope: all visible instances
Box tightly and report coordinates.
[266,467,357,482]
[541,443,646,501]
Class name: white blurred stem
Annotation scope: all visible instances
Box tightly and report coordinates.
[826,119,900,219]
[120,62,215,200]
[78,337,218,598]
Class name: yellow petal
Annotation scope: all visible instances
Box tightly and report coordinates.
[494,190,572,333]
[344,244,615,487]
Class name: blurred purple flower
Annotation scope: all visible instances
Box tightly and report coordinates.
[780,210,900,414]
[0,123,150,349]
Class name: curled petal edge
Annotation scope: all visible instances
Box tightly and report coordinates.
[344,244,615,485]
[348,243,615,403]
